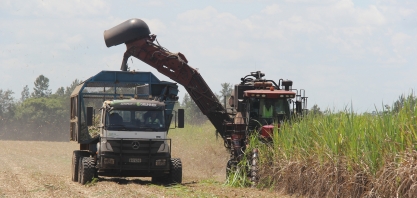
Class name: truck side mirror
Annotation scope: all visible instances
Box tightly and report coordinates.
[178,109,184,128]
[87,107,93,126]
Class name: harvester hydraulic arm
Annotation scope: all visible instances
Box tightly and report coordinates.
[120,35,231,137]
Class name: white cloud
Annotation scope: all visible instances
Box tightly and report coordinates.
[384,56,407,65]
[391,32,411,46]
[261,4,281,15]
[177,6,218,23]
[1,0,416,112]
[146,0,165,6]
[176,6,247,56]
[356,5,386,25]
[1,0,110,18]
[177,6,241,35]
[171,2,392,64]
[56,34,84,51]
[143,18,167,34]
[284,0,337,3]
[399,7,414,17]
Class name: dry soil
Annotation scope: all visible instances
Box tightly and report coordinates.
[0,140,290,198]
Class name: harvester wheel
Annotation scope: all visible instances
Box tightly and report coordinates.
[226,159,237,179]
[169,158,182,184]
[78,157,96,185]
[71,150,89,182]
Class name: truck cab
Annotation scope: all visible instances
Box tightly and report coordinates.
[70,71,184,185]
[102,100,168,138]
[97,100,172,176]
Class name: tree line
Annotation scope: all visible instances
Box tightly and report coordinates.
[0,75,81,141]
[2,74,414,141]
[0,76,233,141]
[309,92,417,115]
[179,83,233,125]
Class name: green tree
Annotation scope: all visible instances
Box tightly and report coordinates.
[220,83,233,108]
[214,92,221,102]
[21,85,30,102]
[392,93,416,113]
[32,75,52,98]
[383,104,391,114]
[65,79,82,96]
[310,104,322,115]
[13,96,67,140]
[182,93,206,124]
[0,89,15,119]
[15,96,67,122]
[55,87,65,97]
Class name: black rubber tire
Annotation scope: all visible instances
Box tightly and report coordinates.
[71,150,89,182]
[226,159,237,179]
[78,157,82,183]
[79,157,96,185]
[169,158,182,184]
[151,175,168,184]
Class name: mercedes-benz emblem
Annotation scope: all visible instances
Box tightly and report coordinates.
[131,141,140,150]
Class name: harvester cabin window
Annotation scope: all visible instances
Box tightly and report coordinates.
[248,98,260,118]
[259,99,290,119]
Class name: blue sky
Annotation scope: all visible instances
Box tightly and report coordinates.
[1,0,416,112]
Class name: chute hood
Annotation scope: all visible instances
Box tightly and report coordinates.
[104,18,151,47]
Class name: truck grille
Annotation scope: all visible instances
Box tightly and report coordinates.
[99,138,171,170]
[105,139,168,154]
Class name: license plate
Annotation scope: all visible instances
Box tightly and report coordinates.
[129,158,141,163]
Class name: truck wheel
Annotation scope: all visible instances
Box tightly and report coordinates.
[169,158,182,184]
[71,150,88,182]
[79,157,96,185]
[151,175,168,184]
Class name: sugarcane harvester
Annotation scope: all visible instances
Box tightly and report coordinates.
[104,18,308,181]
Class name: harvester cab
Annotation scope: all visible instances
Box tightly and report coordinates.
[229,71,308,139]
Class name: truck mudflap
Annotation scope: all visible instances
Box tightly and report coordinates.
[97,138,171,177]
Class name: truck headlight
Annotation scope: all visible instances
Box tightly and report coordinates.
[155,159,166,166]
[157,143,170,153]
[104,158,115,165]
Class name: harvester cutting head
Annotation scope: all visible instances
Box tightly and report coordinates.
[104,18,151,47]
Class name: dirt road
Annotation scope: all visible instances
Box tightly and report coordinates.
[0,140,288,197]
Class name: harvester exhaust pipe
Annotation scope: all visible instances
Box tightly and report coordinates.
[104,18,151,48]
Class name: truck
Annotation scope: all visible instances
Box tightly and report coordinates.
[103,18,308,183]
[70,70,184,184]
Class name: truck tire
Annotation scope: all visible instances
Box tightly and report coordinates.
[169,158,182,184]
[78,157,96,185]
[71,150,89,182]
[151,175,168,184]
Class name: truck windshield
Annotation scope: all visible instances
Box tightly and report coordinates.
[105,110,165,131]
